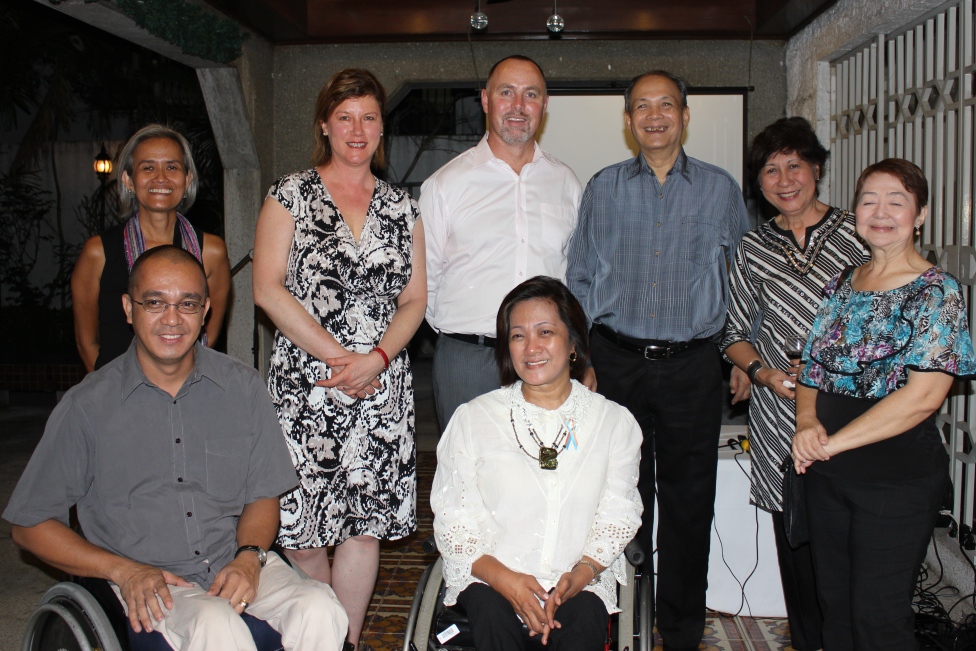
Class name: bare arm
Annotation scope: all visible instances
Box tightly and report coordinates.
[824,370,954,456]
[201,233,231,346]
[11,520,192,633]
[252,197,348,362]
[206,497,279,612]
[725,340,794,401]
[792,383,827,472]
[71,236,105,372]
[319,219,428,394]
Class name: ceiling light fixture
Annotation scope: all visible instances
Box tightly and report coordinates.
[470,0,488,30]
[547,0,564,32]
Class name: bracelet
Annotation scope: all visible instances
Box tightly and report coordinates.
[372,346,390,369]
[746,359,764,383]
[573,558,602,586]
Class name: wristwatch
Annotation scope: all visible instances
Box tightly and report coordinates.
[234,545,267,567]
[573,558,602,586]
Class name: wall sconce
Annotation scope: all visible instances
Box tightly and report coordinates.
[471,0,488,30]
[547,0,564,32]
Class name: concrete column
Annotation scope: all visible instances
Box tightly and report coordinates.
[197,68,263,366]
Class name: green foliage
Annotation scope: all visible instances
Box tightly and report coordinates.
[114,0,246,63]
[0,171,54,306]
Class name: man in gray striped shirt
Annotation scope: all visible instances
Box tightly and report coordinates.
[566,70,750,651]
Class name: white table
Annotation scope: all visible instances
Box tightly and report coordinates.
[705,425,786,617]
[651,425,787,618]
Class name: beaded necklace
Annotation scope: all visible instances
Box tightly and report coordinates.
[509,409,572,469]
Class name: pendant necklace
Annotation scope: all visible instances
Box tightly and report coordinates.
[509,409,571,470]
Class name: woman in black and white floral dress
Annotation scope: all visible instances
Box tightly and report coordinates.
[253,69,426,650]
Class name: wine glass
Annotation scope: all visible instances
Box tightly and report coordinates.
[784,334,805,364]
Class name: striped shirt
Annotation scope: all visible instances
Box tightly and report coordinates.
[567,150,751,341]
[720,208,869,511]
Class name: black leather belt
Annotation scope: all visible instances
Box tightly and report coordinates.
[594,324,710,360]
[443,332,497,348]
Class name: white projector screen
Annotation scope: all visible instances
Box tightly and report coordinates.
[536,93,745,190]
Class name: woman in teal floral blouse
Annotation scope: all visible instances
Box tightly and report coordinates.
[793,158,976,651]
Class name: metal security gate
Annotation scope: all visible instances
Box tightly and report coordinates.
[831,0,976,553]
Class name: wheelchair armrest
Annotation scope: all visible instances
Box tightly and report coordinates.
[624,539,645,567]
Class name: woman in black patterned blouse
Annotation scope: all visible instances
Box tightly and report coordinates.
[721,117,869,651]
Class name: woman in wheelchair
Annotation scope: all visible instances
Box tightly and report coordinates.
[431,276,643,651]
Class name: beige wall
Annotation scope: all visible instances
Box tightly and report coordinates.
[270,39,788,182]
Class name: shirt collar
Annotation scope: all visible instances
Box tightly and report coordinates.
[471,134,550,169]
[628,148,691,183]
[120,341,225,402]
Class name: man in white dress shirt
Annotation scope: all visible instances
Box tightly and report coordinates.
[420,55,583,429]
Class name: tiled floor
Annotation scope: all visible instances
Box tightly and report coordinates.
[358,451,797,651]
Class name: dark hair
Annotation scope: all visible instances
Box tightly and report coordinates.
[624,70,689,112]
[311,68,387,169]
[495,276,590,386]
[117,124,199,217]
[853,158,929,212]
[486,55,547,89]
[128,245,208,299]
[748,117,829,198]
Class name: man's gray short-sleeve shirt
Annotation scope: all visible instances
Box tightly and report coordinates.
[3,343,298,588]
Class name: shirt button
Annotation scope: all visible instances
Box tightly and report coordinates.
[173,400,177,404]
[175,438,181,444]
[659,193,663,199]
[177,477,184,483]
[186,512,192,517]
[519,272,523,276]
[521,239,525,243]
[195,550,200,555]
[655,251,660,256]
[652,282,657,287]
[650,313,655,318]
[657,222,662,227]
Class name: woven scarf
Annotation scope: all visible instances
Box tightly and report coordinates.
[122,212,208,345]
[122,212,203,271]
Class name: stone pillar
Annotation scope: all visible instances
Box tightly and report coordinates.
[197,68,263,366]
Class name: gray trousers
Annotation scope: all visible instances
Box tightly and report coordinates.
[432,334,501,431]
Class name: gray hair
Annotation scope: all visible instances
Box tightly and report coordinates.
[624,70,689,113]
[116,124,199,218]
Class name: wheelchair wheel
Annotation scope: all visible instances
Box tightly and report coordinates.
[404,558,443,651]
[22,582,123,651]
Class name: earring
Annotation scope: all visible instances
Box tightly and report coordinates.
[915,224,921,236]
[569,351,578,363]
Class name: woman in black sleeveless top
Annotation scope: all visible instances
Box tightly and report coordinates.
[71,125,230,371]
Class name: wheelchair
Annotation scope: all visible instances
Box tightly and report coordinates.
[21,555,296,651]
[402,539,652,651]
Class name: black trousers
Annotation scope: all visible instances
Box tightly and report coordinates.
[590,330,722,651]
[770,511,823,651]
[456,583,609,651]
[805,467,945,651]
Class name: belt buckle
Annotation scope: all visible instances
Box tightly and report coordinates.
[643,344,669,360]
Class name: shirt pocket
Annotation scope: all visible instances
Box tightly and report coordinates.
[680,218,722,266]
[540,203,577,245]
[204,440,246,503]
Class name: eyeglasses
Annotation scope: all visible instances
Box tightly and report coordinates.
[132,298,203,314]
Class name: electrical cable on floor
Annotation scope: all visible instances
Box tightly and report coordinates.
[913,514,976,649]
[708,447,759,618]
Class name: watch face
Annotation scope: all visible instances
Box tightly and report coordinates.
[257,548,267,566]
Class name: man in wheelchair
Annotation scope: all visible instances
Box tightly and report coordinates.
[3,246,348,651]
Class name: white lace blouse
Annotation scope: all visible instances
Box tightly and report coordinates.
[431,380,643,613]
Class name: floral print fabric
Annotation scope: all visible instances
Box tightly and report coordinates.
[799,266,976,398]
[268,169,419,548]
